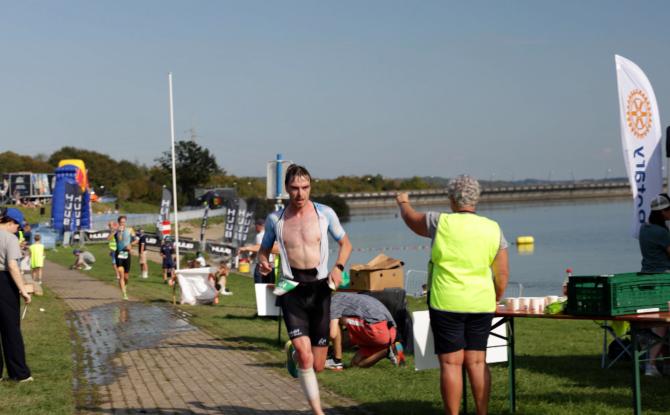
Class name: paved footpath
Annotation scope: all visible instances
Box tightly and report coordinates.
[44,260,366,415]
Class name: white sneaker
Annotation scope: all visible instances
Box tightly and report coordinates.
[325,358,343,371]
[83,265,92,271]
[645,364,662,377]
[220,289,233,296]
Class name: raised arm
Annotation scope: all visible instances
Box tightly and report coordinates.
[396,192,429,237]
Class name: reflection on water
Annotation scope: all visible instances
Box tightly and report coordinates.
[516,244,535,255]
[71,302,194,386]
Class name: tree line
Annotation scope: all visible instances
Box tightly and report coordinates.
[0,143,434,206]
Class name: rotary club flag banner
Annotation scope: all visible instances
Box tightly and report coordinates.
[615,55,663,238]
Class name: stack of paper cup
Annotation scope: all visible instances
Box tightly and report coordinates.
[519,297,530,312]
[529,298,542,313]
[506,297,520,311]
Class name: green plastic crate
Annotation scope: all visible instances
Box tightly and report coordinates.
[566,272,670,316]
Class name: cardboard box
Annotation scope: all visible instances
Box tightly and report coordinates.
[349,254,404,291]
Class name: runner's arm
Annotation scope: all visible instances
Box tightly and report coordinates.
[329,234,352,287]
[257,217,276,275]
[396,192,428,237]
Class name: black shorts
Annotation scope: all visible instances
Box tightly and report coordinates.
[429,308,494,354]
[116,250,131,274]
[279,268,331,347]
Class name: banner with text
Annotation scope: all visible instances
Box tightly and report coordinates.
[63,182,83,232]
[615,55,663,238]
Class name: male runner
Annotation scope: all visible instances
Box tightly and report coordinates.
[258,164,352,415]
[137,228,148,279]
[114,215,137,300]
[107,221,121,281]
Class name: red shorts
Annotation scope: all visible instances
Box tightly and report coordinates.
[344,317,396,357]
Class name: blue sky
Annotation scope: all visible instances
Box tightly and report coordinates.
[2,1,670,180]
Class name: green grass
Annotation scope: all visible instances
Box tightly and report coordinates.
[46,244,670,414]
[0,287,75,415]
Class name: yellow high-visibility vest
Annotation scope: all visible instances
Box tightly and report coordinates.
[429,213,501,313]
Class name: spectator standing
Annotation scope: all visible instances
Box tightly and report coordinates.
[637,193,670,376]
[160,237,176,284]
[28,234,45,284]
[137,228,148,279]
[0,208,32,382]
[397,175,509,415]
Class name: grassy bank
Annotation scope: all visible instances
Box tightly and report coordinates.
[47,243,670,414]
[0,287,75,415]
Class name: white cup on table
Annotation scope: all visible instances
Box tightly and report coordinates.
[529,298,542,313]
[506,297,520,311]
[519,297,530,312]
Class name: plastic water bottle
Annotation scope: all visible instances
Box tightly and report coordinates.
[563,268,572,296]
[395,342,406,366]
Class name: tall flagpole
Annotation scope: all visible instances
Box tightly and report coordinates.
[168,72,181,270]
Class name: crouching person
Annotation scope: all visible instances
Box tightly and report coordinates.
[71,249,96,271]
[208,261,232,305]
[327,292,404,370]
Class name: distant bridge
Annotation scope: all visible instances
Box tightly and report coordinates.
[337,181,632,208]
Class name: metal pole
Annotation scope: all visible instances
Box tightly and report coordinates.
[275,154,284,212]
[631,325,642,415]
[168,73,181,270]
[508,318,516,413]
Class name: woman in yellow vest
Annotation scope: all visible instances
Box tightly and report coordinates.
[397,175,509,415]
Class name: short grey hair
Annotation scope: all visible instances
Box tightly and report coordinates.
[447,175,481,207]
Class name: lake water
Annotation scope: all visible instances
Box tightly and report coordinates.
[339,199,641,297]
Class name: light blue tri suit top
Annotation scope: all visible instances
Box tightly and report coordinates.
[260,201,346,281]
[115,228,134,252]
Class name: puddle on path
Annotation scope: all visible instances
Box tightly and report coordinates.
[71,302,195,387]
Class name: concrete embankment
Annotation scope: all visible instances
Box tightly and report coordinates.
[339,181,631,208]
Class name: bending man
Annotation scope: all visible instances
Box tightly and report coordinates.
[258,164,352,415]
[327,292,403,370]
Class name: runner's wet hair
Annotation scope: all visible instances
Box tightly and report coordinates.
[284,164,312,187]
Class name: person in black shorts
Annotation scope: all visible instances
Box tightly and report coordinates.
[137,228,148,279]
[160,237,176,284]
[397,175,509,415]
[280,268,332,345]
[114,215,137,300]
[258,165,352,415]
